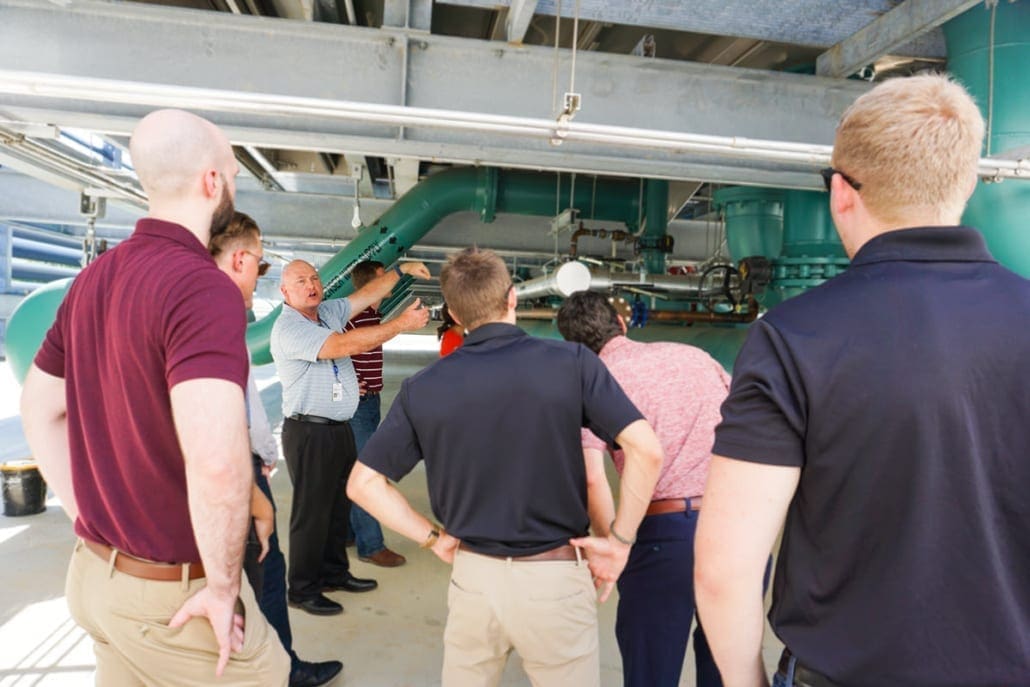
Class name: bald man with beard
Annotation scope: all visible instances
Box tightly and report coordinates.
[21,109,290,685]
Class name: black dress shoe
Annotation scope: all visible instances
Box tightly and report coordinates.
[322,573,378,593]
[289,659,343,687]
[288,594,343,616]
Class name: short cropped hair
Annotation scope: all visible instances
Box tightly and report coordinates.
[351,260,384,290]
[440,248,510,330]
[832,74,984,225]
[209,211,260,258]
[556,291,623,354]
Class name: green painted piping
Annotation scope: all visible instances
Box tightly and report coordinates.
[944,1,1030,277]
[248,167,648,365]
[640,180,670,275]
[7,167,652,380]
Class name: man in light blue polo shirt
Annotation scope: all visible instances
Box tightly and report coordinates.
[271,258,430,616]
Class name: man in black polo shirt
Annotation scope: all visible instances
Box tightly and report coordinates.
[348,247,663,687]
[695,75,1030,686]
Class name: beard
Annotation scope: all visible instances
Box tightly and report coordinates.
[209,182,235,240]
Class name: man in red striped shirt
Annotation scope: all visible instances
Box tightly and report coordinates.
[341,261,407,567]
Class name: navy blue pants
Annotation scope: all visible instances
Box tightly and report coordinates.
[244,455,298,669]
[616,510,721,687]
[347,394,387,557]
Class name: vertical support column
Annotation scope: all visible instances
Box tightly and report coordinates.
[640,180,670,275]
[0,224,10,357]
[0,223,10,293]
[383,0,432,31]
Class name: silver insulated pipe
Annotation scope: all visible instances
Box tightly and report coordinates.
[515,262,740,302]
[513,261,593,300]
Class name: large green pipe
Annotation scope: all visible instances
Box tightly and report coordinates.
[6,277,73,383]
[943,2,1030,277]
[763,189,849,307]
[712,186,784,262]
[247,167,648,365]
[6,167,652,379]
[641,180,670,275]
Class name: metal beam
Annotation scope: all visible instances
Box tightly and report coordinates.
[383,0,432,30]
[2,105,831,190]
[816,0,981,77]
[0,0,870,187]
[440,0,946,57]
[506,0,539,44]
[0,170,717,260]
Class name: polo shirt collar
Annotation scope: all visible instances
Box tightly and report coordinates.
[851,226,995,267]
[462,322,525,346]
[134,218,210,257]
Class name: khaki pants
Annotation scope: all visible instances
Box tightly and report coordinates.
[443,548,599,687]
[66,539,290,686]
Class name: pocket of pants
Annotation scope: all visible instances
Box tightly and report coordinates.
[449,576,486,597]
[526,563,593,603]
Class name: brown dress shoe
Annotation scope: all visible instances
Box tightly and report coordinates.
[359,548,407,567]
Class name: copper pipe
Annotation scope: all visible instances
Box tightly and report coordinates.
[647,310,757,324]
[515,308,560,320]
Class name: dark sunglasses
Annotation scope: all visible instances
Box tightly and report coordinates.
[243,250,271,276]
[819,167,862,193]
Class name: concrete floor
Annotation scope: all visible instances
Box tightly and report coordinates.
[0,338,783,686]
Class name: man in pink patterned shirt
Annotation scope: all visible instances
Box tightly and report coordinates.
[558,291,730,687]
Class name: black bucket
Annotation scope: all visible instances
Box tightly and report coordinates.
[1,460,48,516]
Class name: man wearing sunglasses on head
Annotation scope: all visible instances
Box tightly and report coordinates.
[696,75,1030,686]
[210,212,344,687]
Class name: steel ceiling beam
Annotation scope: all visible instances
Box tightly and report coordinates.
[816,0,981,78]
[0,170,717,260]
[438,0,946,57]
[0,0,871,189]
[506,0,539,44]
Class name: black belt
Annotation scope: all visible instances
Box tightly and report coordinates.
[289,413,348,425]
[360,391,380,397]
[777,649,841,687]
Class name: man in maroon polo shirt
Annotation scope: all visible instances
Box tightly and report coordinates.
[20,109,289,685]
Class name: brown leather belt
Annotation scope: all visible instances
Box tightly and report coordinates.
[458,542,580,562]
[777,649,841,687]
[646,496,702,516]
[83,538,206,582]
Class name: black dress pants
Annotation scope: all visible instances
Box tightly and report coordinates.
[281,417,356,602]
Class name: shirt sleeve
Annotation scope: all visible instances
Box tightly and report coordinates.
[34,293,70,379]
[358,380,424,481]
[164,271,249,390]
[247,374,279,466]
[578,346,644,446]
[713,319,807,467]
[275,311,334,363]
[326,298,353,326]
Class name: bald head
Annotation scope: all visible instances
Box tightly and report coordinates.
[280,260,324,317]
[130,109,233,200]
[280,260,318,286]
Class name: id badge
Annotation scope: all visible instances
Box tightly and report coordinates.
[332,383,343,402]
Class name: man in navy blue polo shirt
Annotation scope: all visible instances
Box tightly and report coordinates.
[695,75,1030,686]
[348,247,663,687]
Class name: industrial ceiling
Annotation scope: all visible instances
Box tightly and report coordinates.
[0,0,1007,297]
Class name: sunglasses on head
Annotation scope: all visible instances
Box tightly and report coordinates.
[819,167,862,193]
